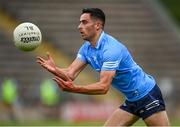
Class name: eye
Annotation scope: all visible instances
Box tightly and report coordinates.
[81,20,88,25]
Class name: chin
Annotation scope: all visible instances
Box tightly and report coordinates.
[84,38,90,42]
[81,37,89,41]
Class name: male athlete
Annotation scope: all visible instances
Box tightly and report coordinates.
[37,8,170,126]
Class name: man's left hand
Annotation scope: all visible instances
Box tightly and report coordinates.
[53,76,76,92]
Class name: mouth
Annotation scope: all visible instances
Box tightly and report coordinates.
[80,31,85,36]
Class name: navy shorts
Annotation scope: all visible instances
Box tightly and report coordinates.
[120,84,166,119]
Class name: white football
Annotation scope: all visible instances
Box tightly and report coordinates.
[13,22,42,51]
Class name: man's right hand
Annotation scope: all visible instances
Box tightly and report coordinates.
[36,52,71,81]
[37,52,56,73]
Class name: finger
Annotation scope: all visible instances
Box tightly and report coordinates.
[41,63,48,69]
[36,57,46,63]
[53,78,66,90]
[56,70,71,81]
[53,78,62,85]
[37,62,49,70]
[46,52,50,58]
[36,60,44,67]
[55,76,72,88]
[36,59,44,64]
[55,76,66,84]
[36,60,45,66]
[46,52,53,61]
[63,74,72,81]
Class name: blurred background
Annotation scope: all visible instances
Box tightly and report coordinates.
[0,0,180,126]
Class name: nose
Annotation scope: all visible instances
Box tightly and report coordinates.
[78,23,82,30]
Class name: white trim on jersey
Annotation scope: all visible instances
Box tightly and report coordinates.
[102,61,119,68]
[77,54,83,59]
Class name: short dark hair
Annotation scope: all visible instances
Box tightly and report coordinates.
[82,8,105,28]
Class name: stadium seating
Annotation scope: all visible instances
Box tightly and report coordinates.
[0,0,180,105]
[0,27,42,103]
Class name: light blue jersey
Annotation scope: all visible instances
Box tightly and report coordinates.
[77,32,155,101]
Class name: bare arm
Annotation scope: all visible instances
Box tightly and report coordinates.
[53,70,116,95]
[37,52,87,81]
[57,58,87,81]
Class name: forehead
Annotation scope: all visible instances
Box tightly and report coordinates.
[80,13,92,21]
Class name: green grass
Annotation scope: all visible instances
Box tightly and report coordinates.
[0,118,179,126]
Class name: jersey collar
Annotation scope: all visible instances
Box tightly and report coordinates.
[86,31,105,49]
[95,31,105,49]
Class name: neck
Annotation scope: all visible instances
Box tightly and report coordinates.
[90,30,102,47]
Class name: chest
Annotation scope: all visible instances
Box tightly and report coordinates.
[86,48,103,72]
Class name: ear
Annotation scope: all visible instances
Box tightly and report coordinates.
[95,21,102,30]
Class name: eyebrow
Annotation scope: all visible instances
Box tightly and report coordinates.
[79,19,88,23]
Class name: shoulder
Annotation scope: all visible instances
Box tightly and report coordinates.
[100,33,129,61]
[103,33,126,54]
[104,33,126,49]
[79,41,90,52]
[80,41,90,48]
